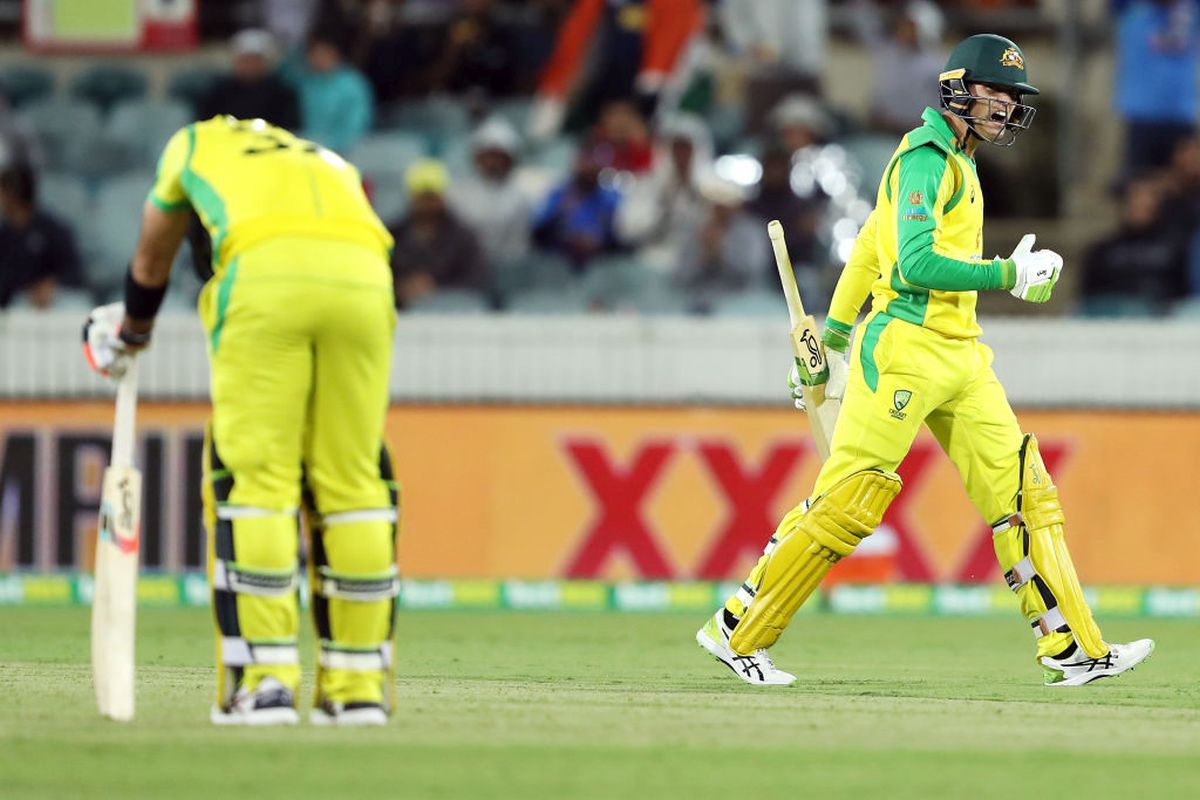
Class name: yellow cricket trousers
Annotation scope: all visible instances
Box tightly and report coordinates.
[200,236,399,710]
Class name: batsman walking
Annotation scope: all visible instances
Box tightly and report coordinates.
[697,34,1154,687]
[83,116,400,725]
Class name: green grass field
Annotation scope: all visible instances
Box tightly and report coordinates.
[2,608,1198,799]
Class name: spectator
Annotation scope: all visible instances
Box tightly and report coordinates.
[450,117,532,267]
[532,146,623,270]
[528,0,706,141]
[588,99,655,174]
[1114,0,1200,177]
[851,1,944,135]
[426,0,520,100]
[616,113,711,270]
[768,94,834,154]
[389,159,487,308]
[1082,174,1188,309]
[197,29,301,130]
[284,30,375,154]
[0,162,84,310]
[674,174,768,311]
[718,0,828,133]
[746,146,825,301]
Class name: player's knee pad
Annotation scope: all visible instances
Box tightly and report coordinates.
[203,424,301,702]
[729,469,902,655]
[993,433,1106,659]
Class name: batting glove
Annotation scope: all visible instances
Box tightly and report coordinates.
[82,302,132,378]
[1007,233,1062,304]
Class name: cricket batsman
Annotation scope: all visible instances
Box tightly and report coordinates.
[82,117,400,725]
[697,35,1155,687]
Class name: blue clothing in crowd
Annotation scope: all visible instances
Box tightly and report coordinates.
[1115,0,1200,122]
[532,184,622,267]
[284,60,374,154]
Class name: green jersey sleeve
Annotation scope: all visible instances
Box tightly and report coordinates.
[894,145,1010,292]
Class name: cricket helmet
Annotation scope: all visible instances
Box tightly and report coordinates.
[939,33,1038,147]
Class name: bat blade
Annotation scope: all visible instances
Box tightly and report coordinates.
[92,360,140,722]
[92,465,141,722]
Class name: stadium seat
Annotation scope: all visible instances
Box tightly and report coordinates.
[367,176,407,225]
[505,286,590,313]
[93,172,155,296]
[349,132,428,184]
[840,134,899,195]
[406,288,490,314]
[16,98,104,173]
[166,66,223,115]
[70,65,148,114]
[39,172,97,261]
[711,289,789,318]
[439,133,475,177]
[0,65,54,110]
[1079,295,1158,318]
[104,98,192,170]
[528,137,575,174]
[488,97,533,134]
[378,97,471,151]
[579,256,666,309]
[1172,296,1200,318]
[490,251,574,306]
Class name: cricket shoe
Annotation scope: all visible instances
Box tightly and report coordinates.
[210,677,299,726]
[310,700,389,727]
[695,611,796,686]
[1041,638,1155,687]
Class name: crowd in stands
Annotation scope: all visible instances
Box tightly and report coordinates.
[0,0,1197,318]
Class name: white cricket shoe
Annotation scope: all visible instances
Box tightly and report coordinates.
[695,611,796,686]
[310,700,389,727]
[1041,638,1155,687]
[210,677,299,726]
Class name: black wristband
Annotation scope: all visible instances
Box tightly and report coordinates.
[123,268,168,322]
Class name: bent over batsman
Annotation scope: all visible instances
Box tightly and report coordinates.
[697,34,1154,688]
[83,116,400,725]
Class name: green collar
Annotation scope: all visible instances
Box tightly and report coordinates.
[920,107,968,156]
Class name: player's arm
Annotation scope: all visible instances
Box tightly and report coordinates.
[122,126,194,347]
[823,207,879,354]
[893,145,1014,292]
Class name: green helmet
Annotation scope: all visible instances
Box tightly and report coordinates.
[939,34,1038,147]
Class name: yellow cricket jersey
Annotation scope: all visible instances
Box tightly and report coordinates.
[148,116,393,274]
[825,108,1015,348]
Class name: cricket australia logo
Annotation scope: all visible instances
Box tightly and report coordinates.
[999,47,1024,69]
[890,389,913,420]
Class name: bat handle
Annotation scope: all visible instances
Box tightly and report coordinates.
[112,358,139,470]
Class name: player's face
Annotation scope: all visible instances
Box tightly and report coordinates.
[967,83,1019,140]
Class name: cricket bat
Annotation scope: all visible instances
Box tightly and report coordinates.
[92,357,141,722]
[768,219,841,461]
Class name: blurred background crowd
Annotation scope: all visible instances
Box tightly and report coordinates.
[0,0,1198,319]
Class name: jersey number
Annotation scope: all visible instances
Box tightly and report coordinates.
[234,122,318,157]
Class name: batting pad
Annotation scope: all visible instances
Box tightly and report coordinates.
[730,469,902,655]
[993,434,1107,660]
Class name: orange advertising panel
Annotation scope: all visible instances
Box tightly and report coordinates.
[1,403,1197,584]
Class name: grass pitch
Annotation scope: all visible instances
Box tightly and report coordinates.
[1,608,1198,799]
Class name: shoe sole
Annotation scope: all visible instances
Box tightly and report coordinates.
[695,628,795,686]
[310,708,389,727]
[210,706,299,726]
[1045,641,1156,687]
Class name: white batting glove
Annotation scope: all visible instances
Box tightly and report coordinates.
[1007,234,1063,304]
[82,302,131,378]
[787,362,807,410]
